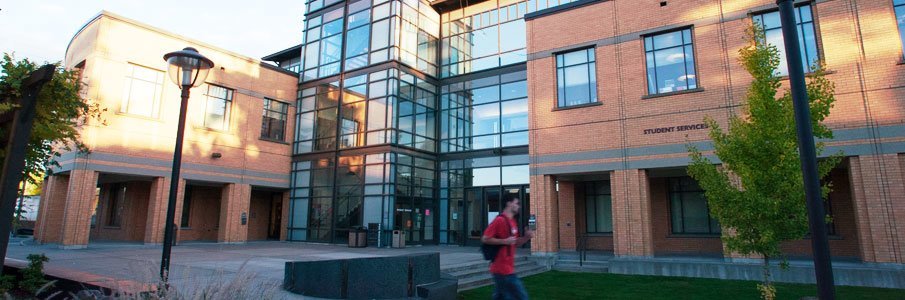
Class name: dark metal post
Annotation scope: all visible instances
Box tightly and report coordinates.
[160,85,191,281]
[0,64,55,271]
[776,1,836,299]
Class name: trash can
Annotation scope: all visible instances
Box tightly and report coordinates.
[391,230,406,248]
[348,227,367,248]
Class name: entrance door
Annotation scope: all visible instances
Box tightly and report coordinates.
[464,188,483,246]
[462,186,530,247]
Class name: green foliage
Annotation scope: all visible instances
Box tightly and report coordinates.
[0,274,14,294]
[0,53,105,186]
[686,25,842,294]
[19,253,49,294]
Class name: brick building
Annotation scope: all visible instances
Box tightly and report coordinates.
[35,0,905,286]
[34,11,297,248]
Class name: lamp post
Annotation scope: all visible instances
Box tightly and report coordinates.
[160,47,213,281]
[775,1,835,299]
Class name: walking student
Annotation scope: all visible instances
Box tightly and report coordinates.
[481,197,535,300]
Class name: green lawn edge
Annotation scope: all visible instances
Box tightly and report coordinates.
[458,271,905,300]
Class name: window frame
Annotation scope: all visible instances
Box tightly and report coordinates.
[201,84,235,132]
[750,3,824,76]
[642,26,699,96]
[120,63,165,119]
[261,98,290,142]
[667,177,721,236]
[553,46,598,109]
[893,0,905,61]
[105,183,126,228]
[584,181,613,234]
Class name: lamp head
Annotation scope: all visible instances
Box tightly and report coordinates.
[163,47,214,88]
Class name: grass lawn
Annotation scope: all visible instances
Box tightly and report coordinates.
[458,271,905,299]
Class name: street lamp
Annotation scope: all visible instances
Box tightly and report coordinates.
[775,0,835,299]
[160,47,213,282]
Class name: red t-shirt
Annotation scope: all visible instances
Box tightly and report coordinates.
[483,214,519,275]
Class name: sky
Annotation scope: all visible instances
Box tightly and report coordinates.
[0,0,306,64]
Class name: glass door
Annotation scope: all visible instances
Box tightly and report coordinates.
[465,188,483,246]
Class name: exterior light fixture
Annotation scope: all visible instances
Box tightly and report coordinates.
[160,47,213,282]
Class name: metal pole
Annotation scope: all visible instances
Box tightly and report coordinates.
[160,85,191,281]
[776,1,835,299]
[0,64,55,271]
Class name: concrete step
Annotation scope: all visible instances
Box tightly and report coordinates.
[456,264,548,292]
[441,256,528,273]
[553,257,610,273]
[448,260,536,279]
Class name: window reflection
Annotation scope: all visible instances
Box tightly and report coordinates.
[440,73,529,153]
[752,5,819,76]
[556,48,597,107]
[644,28,697,95]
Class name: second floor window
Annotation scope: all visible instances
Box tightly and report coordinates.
[895,0,905,58]
[204,85,234,131]
[556,48,597,108]
[262,98,289,141]
[644,28,697,95]
[121,64,164,118]
[753,4,819,76]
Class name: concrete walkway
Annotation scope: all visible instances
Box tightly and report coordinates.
[4,237,514,299]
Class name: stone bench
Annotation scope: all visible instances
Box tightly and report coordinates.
[284,252,458,299]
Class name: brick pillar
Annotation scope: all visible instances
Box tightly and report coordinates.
[144,177,186,244]
[611,169,653,258]
[219,183,251,243]
[530,175,559,255]
[849,155,905,263]
[59,169,99,249]
[34,174,69,244]
[558,181,577,251]
[280,190,290,241]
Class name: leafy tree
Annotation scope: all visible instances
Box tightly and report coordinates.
[0,53,105,189]
[686,25,841,299]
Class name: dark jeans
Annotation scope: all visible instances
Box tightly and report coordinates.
[492,274,528,300]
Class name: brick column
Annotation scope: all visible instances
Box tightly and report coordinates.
[530,175,559,255]
[849,155,905,263]
[280,191,290,241]
[558,181,577,251]
[611,169,653,258]
[144,177,186,244]
[34,174,69,244]
[59,169,99,249]
[218,183,251,243]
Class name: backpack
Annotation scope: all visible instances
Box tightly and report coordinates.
[480,215,513,262]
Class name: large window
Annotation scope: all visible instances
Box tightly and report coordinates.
[300,0,440,82]
[644,28,697,95]
[181,186,193,228]
[106,184,126,227]
[555,48,597,108]
[669,177,720,235]
[441,1,526,77]
[441,73,529,152]
[753,4,819,76]
[585,181,612,233]
[261,98,289,141]
[121,64,164,118]
[294,68,436,154]
[895,0,905,58]
[301,7,345,81]
[203,84,234,131]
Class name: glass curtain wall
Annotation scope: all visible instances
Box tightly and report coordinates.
[295,68,437,155]
[288,152,435,244]
[440,154,529,244]
[300,0,440,82]
[440,71,528,152]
